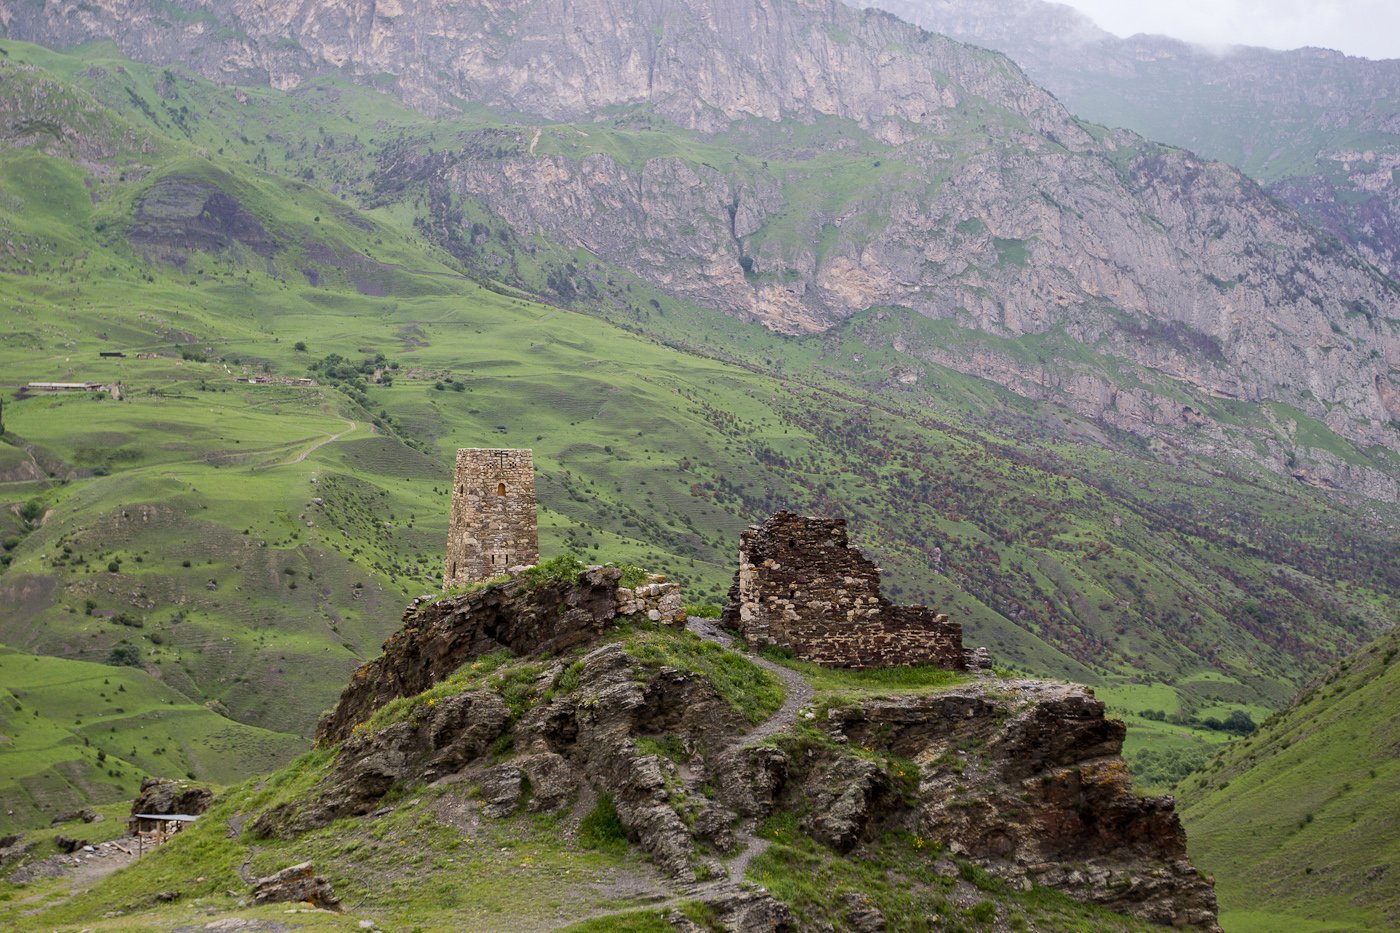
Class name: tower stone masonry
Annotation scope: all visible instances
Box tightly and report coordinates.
[444,448,539,588]
[722,511,965,670]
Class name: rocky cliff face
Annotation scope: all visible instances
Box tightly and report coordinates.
[264,572,1220,928]
[1,0,1065,133]
[6,0,1398,459]
[866,0,1400,281]
[315,566,624,745]
[823,683,1219,929]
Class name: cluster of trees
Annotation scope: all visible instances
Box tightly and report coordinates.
[1141,708,1256,736]
[308,352,398,397]
[1130,745,1213,788]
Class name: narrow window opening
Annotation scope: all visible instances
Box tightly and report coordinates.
[496,483,507,496]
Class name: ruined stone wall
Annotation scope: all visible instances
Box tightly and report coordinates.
[444,448,539,588]
[615,575,687,625]
[724,511,964,670]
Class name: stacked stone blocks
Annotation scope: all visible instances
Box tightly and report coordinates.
[615,574,687,625]
[724,511,964,670]
[444,448,539,589]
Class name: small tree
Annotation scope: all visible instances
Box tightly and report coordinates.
[1223,710,1257,736]
[105,644,142,667]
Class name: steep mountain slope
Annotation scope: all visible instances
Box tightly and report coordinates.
[1178,627,1400,933]
[866,0,1400,281]
[3,0,1399,478]
[0,39,1398,832]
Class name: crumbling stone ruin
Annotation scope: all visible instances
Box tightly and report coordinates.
[444,448,539,588]
[723,511,965,670]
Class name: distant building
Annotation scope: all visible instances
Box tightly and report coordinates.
[129,813,199,835]
[444,448,539,588]
[26,382,104,392]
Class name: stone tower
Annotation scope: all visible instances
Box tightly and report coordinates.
[444,448,539,588]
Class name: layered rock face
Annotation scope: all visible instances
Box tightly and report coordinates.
[315,567,623,745]
[6,0,1398,456]
[316,565,688,745]
[824,683,1219,929]
[130,777,214,818]
[867,0,1400,281]
[0,0,1066,132]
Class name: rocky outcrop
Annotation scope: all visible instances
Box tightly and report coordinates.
[128,173,275,262]
[251,861,341,910]
[315,566,622,745]
[130,777,213,818]
[0,59,157,163]
[257,689,513,836]
[263,567,1217,928]
[261,638,751,879]
[815,681,1220,930]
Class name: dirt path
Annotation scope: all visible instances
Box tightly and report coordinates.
[283,418,357,465]
[683,617,813,887]
[686,616,813,755]
[10,840,139,917]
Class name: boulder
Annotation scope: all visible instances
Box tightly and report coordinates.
[131,778,213,818]
[252,861,340,910]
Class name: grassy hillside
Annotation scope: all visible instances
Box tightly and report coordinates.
[0,647,301,831]
[1178,628,1400,933]
[0,39,1397,828]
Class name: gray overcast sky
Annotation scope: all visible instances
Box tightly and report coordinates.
[1056,0,1400,60]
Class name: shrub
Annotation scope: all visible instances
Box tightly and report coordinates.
[967,901,997,923]
[518,554,587,588]
[106,644,142,667]
[578,794,628,854]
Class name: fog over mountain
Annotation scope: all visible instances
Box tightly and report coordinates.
[1059,0,1400,59]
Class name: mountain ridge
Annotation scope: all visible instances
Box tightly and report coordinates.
[864,0,1400,282]
[4,0,1400,471]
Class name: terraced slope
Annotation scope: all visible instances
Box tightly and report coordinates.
[0,647,302,829]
